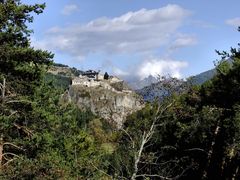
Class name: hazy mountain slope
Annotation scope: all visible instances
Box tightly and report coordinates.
[189,69,216,85]
[137,68,216,102]
[128,75,158,90]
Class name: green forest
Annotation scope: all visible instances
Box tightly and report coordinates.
[0,1,240,179]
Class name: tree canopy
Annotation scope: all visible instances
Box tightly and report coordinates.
[0,0,240,179]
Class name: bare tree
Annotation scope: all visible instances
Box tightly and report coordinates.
[119,76,193,180]
[120,101,175,179]
[126,102,174,180]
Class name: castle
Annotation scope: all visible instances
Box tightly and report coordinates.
[72,70,123,90]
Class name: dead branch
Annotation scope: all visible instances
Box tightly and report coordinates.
[135,174,173,179]
[90,162,112,178]
[184,148,208,154]
[3,142,23,151]
[13,123,33,137]
[0,78,6,101]
[5,100,33,104]
[8,111,18,118]
[135,165,192,180]
[2,158,16,168]
[2,152,20,158]
[130,101,175,180]
[120,128,135,149]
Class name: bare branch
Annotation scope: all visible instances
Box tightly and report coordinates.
[135,165,192,180]
[90,162,112,178]
[120,128,135,149]
[3,142,23,151]
[8,111,18,118]
[130,101,176,180]
[131,131,147,180]
[135,174,173,179]
[13,123,33,137]
[184,148,208,154]
[5,100,33,104]
[0,78,6,101]
[2,152,20,158]
[2,155,12,161]
[139,160,179,166]
[2,158,16,168]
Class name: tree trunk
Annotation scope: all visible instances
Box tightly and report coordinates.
[205,125,225,179]
[2,78,5,99]
[231,152,240,180]
[131,132,147,180]
[0,136,3,171]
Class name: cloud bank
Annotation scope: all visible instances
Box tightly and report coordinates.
[137,58,188,80]
[33,4,192,81]
[112,58,188,81]
[36,4,191,56]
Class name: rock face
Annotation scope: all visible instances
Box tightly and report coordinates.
[67,80,144,128]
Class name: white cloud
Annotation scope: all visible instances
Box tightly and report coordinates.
[35,4,191,56]
[225,17,240,27]
[170,34,197,50]
[137,58,188,80]
[61,4,79,15]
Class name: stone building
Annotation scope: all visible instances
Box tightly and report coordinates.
[71,70,124,90]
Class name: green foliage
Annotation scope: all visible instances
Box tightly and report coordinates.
[0,0,53,95]
[0,1,113,179]
[112,28,240,179]
[45,73,71,90]
[104,72,109,80]
[1,0,240,179]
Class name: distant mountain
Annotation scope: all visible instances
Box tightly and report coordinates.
[188,58,232,85]
[136,83,165,102]
[188,69,216,85]
[128,68,216,92]
[136,68,217,102]
[47,60,223,102]
[128,75,158,90]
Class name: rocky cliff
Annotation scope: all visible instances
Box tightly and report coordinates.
[66,81,144,128]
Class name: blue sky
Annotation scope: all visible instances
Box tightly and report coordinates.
[23,0,240,81]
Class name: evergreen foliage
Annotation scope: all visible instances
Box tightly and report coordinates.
[0,1,114,179]
[104,72,109,80]
[113,28,240,179]
[0,0,240,179]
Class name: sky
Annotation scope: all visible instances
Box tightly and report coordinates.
[22,0,240,81]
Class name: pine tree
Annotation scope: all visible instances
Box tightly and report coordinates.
[0,0,53,95]
[0,0,53,175]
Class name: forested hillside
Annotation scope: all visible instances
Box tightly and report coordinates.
[0,1,240,179]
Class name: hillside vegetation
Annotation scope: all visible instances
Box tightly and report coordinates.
[0,1,240,179]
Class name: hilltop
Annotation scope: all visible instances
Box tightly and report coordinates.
[54,68,144,128]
